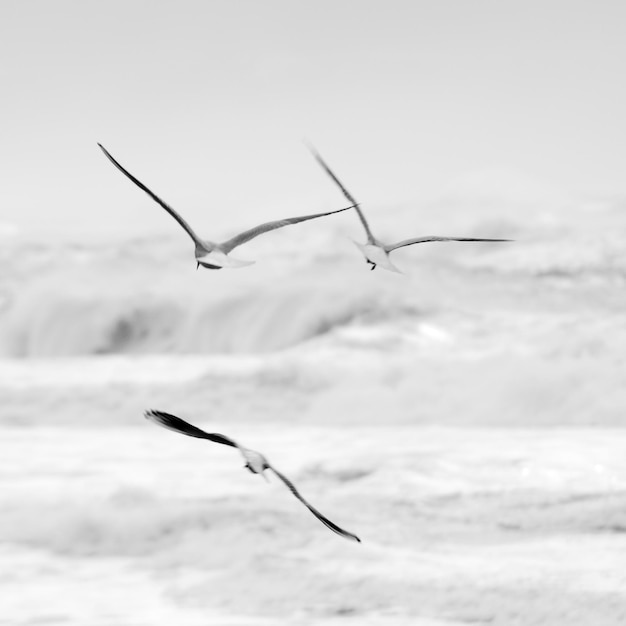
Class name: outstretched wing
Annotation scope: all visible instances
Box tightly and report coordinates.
[98,144,204,246]
[269,466,361,543]
[144,410,238,448]
[220,205,354,253]
[306,144,375,243]
[385,236,513,252]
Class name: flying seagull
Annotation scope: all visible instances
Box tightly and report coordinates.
[144,409,361,543]
[98,143,354,270]
[307,145,512,272]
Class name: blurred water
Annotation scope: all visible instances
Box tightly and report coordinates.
[0,197,624,358]
[1,199,626,624]
[2,425,626,625]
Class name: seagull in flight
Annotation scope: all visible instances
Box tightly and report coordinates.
[308,145,512,273]
[98,144,354,270]
[144,410,361,543]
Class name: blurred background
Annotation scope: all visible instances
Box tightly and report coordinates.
[1,1,626,624]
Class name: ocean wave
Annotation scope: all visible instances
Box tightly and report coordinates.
[1,196,624,358]
[0,283,391,357]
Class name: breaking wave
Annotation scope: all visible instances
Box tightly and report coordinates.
[1,195,624,358]
[0,282,389,357]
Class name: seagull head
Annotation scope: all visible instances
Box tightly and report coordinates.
[242,449,270,481]
[244,461,269,482]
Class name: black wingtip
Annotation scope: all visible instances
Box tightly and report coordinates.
[336,204,357,213]
[337,528,361,543]
[144,409,163,424]
[144,409,239,447]
[343,528,361,543]
[144,409,176,427]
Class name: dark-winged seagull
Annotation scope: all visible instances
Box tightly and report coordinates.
[98,144,354,270]
[144,410,361,543]
[308,145,512,273]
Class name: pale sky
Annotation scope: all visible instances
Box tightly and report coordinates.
[1,0,625,239]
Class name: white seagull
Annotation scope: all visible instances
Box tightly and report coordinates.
[98,144,354,270]
[144,410,361,543]
[308,145,512,273]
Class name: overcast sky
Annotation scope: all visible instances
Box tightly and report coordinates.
[1,0,625,239]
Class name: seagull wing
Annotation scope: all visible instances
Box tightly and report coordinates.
[268,466,361,543]
[98,144,205,247]
[385,236,513,252]
[144,409,238,448]
[306,144,375,243]
[220,205,354,253]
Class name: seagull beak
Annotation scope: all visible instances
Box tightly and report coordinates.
[196,262,200,270]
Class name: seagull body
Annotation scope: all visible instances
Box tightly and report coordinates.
[308,145,512,272]
[144,410,361,543]
[353,241,403,273]
[98,144,354,270]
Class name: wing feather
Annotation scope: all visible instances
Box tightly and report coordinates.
[98,144,204,246]
[144,410,238,448]
[269,466,361,543]
[385,236,513,252]
[220,205,354,253]
[306,144,374,242]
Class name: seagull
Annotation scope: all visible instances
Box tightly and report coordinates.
[144,409,361,543]
[98,144,355,270]
[307,145,512,273]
